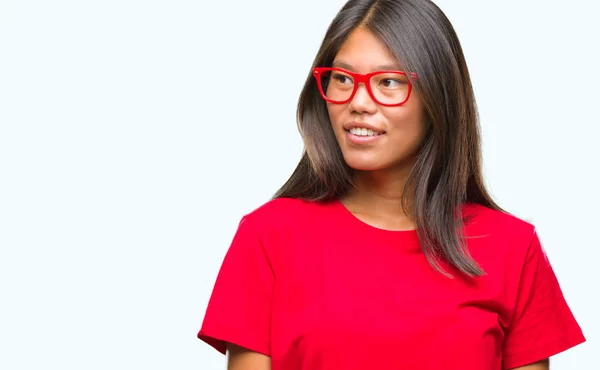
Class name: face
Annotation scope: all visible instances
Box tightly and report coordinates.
[326,27,427,172]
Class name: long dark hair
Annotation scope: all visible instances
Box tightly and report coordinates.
[273,0,502,277]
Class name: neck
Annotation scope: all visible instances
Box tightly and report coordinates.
[340,163,415,230]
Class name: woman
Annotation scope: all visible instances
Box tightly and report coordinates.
[198,0,585,369]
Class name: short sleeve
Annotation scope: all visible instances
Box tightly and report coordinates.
[502,231,585,369]
[198,215,274,356]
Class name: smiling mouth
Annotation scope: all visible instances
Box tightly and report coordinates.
[345,127,385,137]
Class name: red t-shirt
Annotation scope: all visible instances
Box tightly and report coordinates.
[198,197,585,369]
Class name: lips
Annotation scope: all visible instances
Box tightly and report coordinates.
[340,121,386,145]
[343,121,385,134]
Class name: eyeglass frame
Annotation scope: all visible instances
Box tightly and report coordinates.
[313,67,418,107]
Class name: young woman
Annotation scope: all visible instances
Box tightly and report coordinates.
[198,1,585,369]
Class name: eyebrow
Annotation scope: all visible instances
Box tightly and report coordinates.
[332,60,404,71]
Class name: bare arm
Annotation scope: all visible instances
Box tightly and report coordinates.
[227,343,271,370]
[226,344,550,370]
[511,358,549,370]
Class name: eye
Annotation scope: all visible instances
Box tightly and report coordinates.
[331,72,353,85]
[380,78,405,88]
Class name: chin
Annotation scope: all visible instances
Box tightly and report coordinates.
[342,150,417,173]
[342,155,389,171]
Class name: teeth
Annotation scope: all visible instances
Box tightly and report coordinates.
[349,127,381,136]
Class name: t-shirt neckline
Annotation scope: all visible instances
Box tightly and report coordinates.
[331,197,421,243]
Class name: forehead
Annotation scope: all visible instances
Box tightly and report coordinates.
[333,28,402,72]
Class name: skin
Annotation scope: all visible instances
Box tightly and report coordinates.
[227,343,270,370]
[226,343,549,370]
[326,27,427,231]
[226,27,550,370]
[514,360,550,370]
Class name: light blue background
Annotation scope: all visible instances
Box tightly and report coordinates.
[0,0,597,368]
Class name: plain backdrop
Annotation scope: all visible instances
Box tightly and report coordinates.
[0,0,598,369]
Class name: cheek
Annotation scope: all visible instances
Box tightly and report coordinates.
[384,109,427,148]
[326,104,346,134]
[327,103,345,122]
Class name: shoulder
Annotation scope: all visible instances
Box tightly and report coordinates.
[233,197,332,271]
[247,197,316,217]
[463,202,536,240]
[240,197,330,237]
[462,203,538,263]
[244,197,322,223]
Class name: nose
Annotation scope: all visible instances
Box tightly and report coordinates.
[348,81,377,113]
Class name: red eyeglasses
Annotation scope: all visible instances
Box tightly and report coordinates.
[313,67,418,107]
